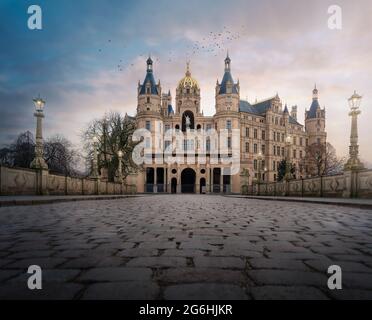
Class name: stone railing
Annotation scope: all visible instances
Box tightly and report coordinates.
[247,169,372,199]
[0,165,137,196]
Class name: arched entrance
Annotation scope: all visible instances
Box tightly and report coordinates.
[171,178,177,194]
[181,168,196,193]
[200,178,206,194]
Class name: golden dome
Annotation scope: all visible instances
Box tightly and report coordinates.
[177,62,199,90]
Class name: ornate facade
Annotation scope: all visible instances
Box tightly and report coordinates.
[135,55,327,194]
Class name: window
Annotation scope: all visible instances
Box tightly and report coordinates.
[254,129,258,139]
[146,87,150,94]
[273,146,276,156]
[273,132,276,141]
[145,121,151,131]
[300,137,303,146]
[245,142,249,153]
[226,120,232,130]
[277,146,280,156]
[262,130,266,140]
[164,140,171,151]
[254,159,258,170]
[277,132,280,142]
[246,127,250,137]
[300,150,303,159]
[186,88,190,94]
[293,137,297,145]
[293,149,297,159]
[317,138,321,144]
[206,138,211,152]
[227,137,232,148]
[281,147,285,157]
[254,143,258,154]
[261,145,266,155]
[206,124,212,131]
[145,137,151,148]
[146,97,150,103]
[273,161,276,171]
[281,134,284,142]
[165,124,170,132]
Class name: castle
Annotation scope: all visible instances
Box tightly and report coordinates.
[134,55,326,194]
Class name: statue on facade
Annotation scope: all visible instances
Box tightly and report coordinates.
[185,115,191,129]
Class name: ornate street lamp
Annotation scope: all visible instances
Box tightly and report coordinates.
[117,150,123,182]
[30,95,48,170]
[284,135,292,181]
[345,91,364,170]
[92,136,99,178]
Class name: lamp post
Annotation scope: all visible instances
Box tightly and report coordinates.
[284,135,292,181]
[257,151,263,195]
[240,168,250,195]
[117,150,123,182]
[92,136,99,178]
[30,96,48,170]
[345,91,364,170]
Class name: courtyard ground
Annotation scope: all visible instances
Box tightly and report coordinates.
[0,194,371,300]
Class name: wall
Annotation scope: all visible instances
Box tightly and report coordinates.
[0,165,137,196]
[248,169,372,199]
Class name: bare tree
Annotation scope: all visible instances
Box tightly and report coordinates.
[303,142,345,177]
[0,131,80,176]
[0,131,35,168]
[44,135,80,176]
[82,112,139,182]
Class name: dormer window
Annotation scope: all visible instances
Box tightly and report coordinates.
[187,88,190,94]
[147,97,150,103]
[146,87,150,94]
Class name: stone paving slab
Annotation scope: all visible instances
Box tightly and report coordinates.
[0,195,372,300]
[0,194,142,207]
[228,195,372,209]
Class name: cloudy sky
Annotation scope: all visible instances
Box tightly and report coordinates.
[1,0,372,164]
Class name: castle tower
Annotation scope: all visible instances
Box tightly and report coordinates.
[137,57,162,115]
[215,53,240,114]
[136,57,162,152]
[176,62,200,130]
[161,90,173,117]
[305,85,326,145]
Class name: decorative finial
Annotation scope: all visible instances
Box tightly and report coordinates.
[186,61,191,76]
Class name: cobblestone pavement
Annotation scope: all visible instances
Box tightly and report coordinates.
[0,195,372,300]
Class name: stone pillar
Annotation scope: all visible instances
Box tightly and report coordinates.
[177,165,181,193]
[154,167,157,193]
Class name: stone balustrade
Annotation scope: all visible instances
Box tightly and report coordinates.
[248,169,372,198]
[0,165,137,196]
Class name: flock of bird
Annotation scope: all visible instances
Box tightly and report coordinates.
[96,25,249,73]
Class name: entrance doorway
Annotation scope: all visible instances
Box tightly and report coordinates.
[171,178,177,194]
[200,178,206,194]
[181,168,196,193]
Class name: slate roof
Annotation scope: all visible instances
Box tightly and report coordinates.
[167,104,174,114]
[307,98,320,119]
[219,70,239,94]
[139,71,158,95]
[239,99,302,126]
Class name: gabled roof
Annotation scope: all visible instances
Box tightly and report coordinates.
[239,99,303,126]
[239,98,274,115]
